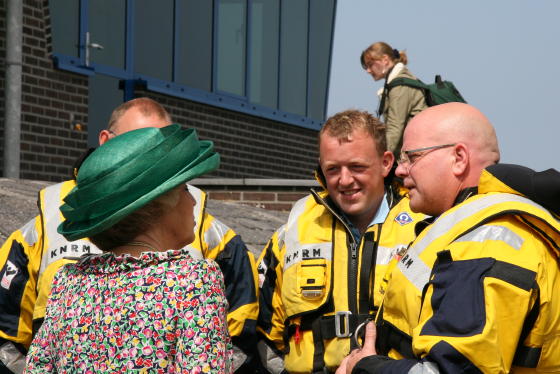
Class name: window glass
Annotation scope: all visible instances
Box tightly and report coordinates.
[88,76,123,147]
[89,0,126,68]
[216,0,246,96]
[249,0,279,108]
[176,0,213,91]
[279,0,308,116]
[134,0,174,80]
[49,0,79,57]
[308,0,335,120]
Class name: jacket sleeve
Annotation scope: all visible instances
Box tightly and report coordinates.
[0,216,43,373]
[352,355,425,374]
[256,226,286,354]
[384,85,425,155]
[412,222,547,373]
[359,221,547,374]
[197,212,259,362]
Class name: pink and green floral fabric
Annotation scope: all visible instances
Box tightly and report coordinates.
[25,249,233,373]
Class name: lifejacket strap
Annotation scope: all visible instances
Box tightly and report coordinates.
[358,231,379,314]
[286,313,374,341]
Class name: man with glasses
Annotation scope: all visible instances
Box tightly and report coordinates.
[337,102,560,373]
[256,109,424,373]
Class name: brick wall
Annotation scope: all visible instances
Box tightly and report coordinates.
[0,0,319,182]
[191,178,319,211]
[0,0,89,181]
[134,91,320,179]
[0,1,4,150]
[209,190,304,212]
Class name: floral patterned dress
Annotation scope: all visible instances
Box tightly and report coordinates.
[25,249,233,373]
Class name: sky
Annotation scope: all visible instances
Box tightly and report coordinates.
[327,0,560,171]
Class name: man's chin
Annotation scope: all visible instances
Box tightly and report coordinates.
[409,199,430,214]
[339,204,364,219]
[409,204,422,213]
[336,197,357,209]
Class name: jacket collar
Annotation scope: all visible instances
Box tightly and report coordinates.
[453,187,478,207]
[482,164,560,215]
[377,62,405,97]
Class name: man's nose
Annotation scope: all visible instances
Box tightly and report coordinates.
[395,162,408,178]
[339,168,354,185]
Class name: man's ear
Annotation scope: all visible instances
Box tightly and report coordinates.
[98,130,112,145]
[451,143,469,176]
[381,151,394,177]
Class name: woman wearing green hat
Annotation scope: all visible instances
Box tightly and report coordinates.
[24,125,232,372]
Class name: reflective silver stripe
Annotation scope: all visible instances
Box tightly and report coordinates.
[204,218,230,251]
[284,196,332,270]
[183,246,204,259]
[408,361,440,374]
[20,217,38,246]
[232,345,248,372]
[285,196,308,252]
[257,340,285,374]
[43,182,66,248]
[185,184,206,259]
[276,225,286,251]
[377,244,408,265]
[284,196,308,268]
[396,244,432,292]
[0,341,26,374]
[284,242,332,271]
[187,183,204,238]
[455,225,524,250]
[399,193,549,291]
[40,182,100,274]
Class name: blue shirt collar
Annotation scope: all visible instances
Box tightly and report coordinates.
[370,192,390,226]
[340,192,390,242]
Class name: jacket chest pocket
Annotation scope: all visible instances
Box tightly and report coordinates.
[297,258,327,299]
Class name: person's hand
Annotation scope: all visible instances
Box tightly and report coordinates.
[336,321,377,374]
[335,354,351,374]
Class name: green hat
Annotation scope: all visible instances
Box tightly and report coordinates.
[58,124,220,241]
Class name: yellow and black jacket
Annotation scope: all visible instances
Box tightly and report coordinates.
[257,186,423,373]
[0,180,258,372]
[356,164,560,373]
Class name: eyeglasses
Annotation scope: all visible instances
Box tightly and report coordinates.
[398,143,456,169]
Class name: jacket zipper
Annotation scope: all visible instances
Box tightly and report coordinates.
[311,189,359,315]
[348,240,359,314]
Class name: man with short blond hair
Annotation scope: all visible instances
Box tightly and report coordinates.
[257,109,424,373]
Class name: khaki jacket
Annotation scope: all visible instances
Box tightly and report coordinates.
[379,63,427,156]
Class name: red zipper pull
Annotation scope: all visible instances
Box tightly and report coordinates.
[294,324,301,344]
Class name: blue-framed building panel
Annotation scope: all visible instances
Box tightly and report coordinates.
[50,0,337,131]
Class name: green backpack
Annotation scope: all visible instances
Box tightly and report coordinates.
[381,75,466,109]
